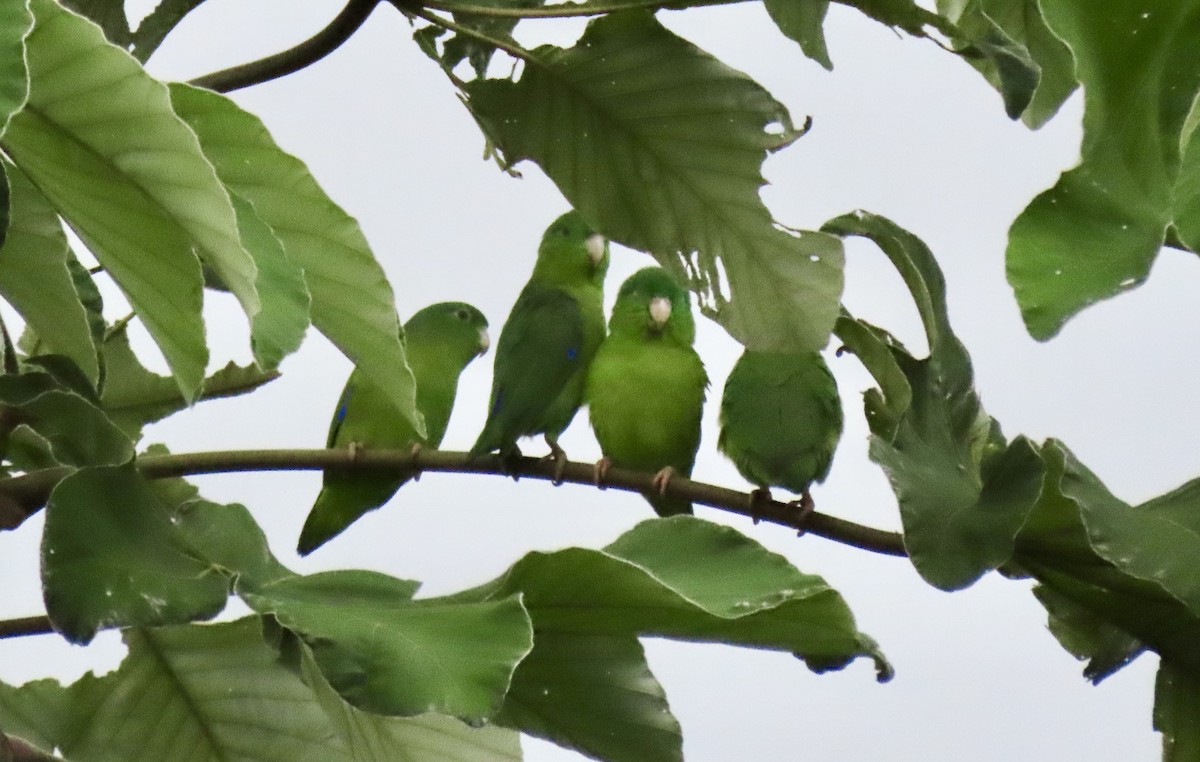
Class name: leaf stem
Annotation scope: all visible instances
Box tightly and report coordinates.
[0,448,906,556]
[403,4,538,64]
[188,0,383,93]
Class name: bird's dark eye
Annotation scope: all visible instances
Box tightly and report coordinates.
[456,309,470,321]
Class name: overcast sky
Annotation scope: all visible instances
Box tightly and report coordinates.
[5,0,1197,759]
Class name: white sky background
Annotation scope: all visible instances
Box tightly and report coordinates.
[6,0,1199,758]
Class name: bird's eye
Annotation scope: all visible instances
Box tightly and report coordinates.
[456,309,469,321]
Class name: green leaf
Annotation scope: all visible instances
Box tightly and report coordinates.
[1070,468,1200,622]
[466,11,845,352]
[59,0,129,46]
[0,372,130,466]
[99,325,278,440]
[1156,661,1200,762]
[1014,441,1200,677]
[1033,584,1143,683]
[420,0,546,78]
[832,311,911,438]
[453,517,885,671]
[167,83,422,434]
[3,0,267,399]
[301,649,523,762]
[54,620,351,761]
[825,212,1041,590]
[129,0,206,62]
[41,464,228,643]
[0,160,98,382]
[498,633,681,762]
[0,678,69,754]
[836,0,946,35]
[937,0,1077,128]
[172,498,293,590]
[1007,1,1200,339]
[242,571,534,720]
[0,0,32,136]
[229,192,310,370]
[764,0,832,70]
[444,517,886,760]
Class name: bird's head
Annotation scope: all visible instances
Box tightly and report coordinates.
[609,267,696,345]
[534,210,610,287]
[404,301,490,368]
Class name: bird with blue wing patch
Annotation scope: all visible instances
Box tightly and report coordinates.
[470,211,609,480]
[299,302,489,555]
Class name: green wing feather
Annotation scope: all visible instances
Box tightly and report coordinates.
[470,283,585,456]
[718,350,842,495]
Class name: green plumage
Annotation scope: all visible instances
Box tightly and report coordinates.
[299,302,489,555]
[587,267,707,516]
[470,211,609,459]
[718,349,842,501]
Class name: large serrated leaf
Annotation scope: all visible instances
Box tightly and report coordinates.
[41,464,228,643]
[1007,0,1200,340]
[825,212,1041,590]
[167,83,422,434]
[0,0,32,136]
[0,160,98,382]
[2,0,269,398]
[49,620,348,761]
[498,633,681,762]
[242,571,534,721]
[301,649,523,762]
[466,10,844,352]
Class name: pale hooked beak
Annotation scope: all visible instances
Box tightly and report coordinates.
[477,327,491,355]
[585,233,606,265]
[648,296,672,330]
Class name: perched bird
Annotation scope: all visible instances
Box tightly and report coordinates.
[718,349,843,517]
[469,211,609,477]
[298,302,489,555]
[587,267,707,516]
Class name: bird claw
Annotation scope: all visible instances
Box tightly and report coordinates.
[747,488,772,525]
[543,436,567,486]
[347,441,364,463]
[790,492,816,536]
[593,457,613,488]
[409,442,424,481]
[651,466,677,496]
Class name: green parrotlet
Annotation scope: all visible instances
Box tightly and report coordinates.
[718,349,843,515]
[586,267,708,516]
[299,302,490,555]
[469,210,609,475]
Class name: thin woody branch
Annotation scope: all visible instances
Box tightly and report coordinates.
[188,0,382,93]
[0,448,906,556]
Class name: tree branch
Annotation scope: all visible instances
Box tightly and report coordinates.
[0,615,53,640]
[0,448,906,556]
[416,0,749,20]
[188,0,383,93]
